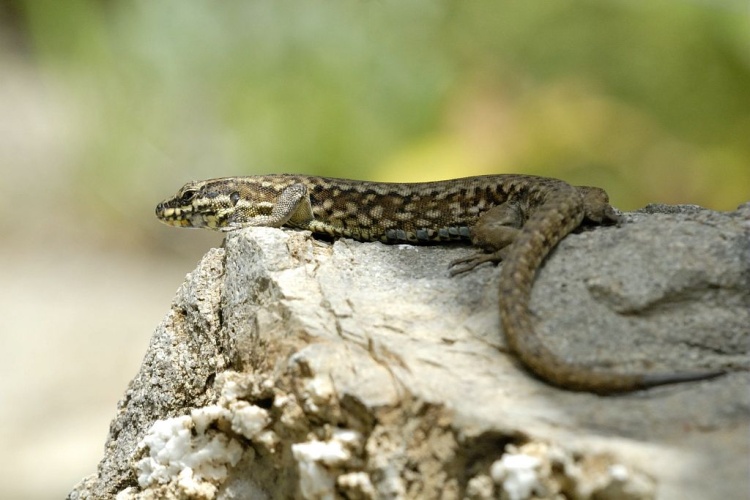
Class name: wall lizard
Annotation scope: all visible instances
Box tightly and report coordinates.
[156,174,724,394]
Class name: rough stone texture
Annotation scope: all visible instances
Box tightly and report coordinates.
[69,203,749,500]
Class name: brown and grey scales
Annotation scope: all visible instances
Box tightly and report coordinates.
[156,174,724,394]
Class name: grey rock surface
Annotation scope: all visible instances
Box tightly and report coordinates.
[69,204,749,500]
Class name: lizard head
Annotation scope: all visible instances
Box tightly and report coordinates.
[156,178,249,230]
[156,179,233,229]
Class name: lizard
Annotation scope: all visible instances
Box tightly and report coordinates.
[155,174,724,394]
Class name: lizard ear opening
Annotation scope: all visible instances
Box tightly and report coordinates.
[230,192,241,206]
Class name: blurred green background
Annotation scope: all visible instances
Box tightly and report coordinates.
[0,1,748,498]
[1,0,748,252]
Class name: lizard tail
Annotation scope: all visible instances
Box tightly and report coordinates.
[497,186,724,394]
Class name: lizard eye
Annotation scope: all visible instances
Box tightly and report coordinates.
[179,189,198,204]
[230,192,241,206]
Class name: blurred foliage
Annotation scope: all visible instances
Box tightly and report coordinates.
[0,0,748,249]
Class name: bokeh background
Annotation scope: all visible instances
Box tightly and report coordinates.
[0,1,748,498]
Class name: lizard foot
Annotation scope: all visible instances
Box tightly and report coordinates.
[449,250,504,276]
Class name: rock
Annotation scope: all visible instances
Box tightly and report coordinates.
[68,203,750,500]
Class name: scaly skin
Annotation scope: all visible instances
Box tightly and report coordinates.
[156,174,724,394]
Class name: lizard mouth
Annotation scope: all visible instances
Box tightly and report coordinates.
[155,202,195,227]
[155,202,225,229]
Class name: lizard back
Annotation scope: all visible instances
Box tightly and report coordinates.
[156,174,571,243]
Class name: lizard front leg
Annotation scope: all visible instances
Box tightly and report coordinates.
[222,183,315,231]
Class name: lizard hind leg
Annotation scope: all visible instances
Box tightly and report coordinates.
[449,203,524,276]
